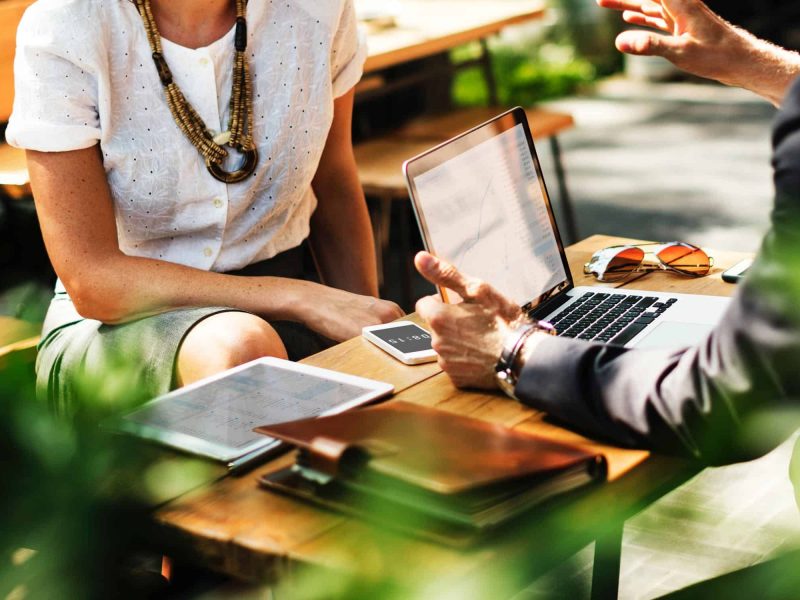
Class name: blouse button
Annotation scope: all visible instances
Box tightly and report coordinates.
[198,57,210,66]
[203,247,213,257]
[213,197,224,208]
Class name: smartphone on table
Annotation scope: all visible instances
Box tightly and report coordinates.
[362,321,438,365]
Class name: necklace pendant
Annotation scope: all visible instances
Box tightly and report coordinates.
[212,130,232,145]
[206,145,259,184]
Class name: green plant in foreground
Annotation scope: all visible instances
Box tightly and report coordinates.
[6,214,800,597]
[0,352,214,599]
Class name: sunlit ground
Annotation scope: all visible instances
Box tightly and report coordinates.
[541,78,776,251]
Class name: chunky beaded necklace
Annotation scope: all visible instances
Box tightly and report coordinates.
[134,0,258,183]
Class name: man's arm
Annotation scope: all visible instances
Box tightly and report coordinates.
[416,79,800,463]
[417,235,800,464]
[597,0,800,106]
[516,80,800,461]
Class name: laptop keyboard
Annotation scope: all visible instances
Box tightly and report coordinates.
[546,292,678,345]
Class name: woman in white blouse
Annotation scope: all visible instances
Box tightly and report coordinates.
[8,0,403,409]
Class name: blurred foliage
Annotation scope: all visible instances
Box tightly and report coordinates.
[0,194,56,324]
[452,44,596,106]
[451,0,623,106]
[0,282,52,323]
[0,350,214,598]
[552,0,624,76]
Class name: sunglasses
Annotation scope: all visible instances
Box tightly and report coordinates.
[583,242,713,282]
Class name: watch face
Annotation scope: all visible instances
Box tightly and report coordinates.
[370,324,432,353]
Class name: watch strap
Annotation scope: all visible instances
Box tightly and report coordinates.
[495,319,556,399]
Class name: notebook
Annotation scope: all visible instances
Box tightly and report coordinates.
[256,401,606,544]
[402,107,730,349]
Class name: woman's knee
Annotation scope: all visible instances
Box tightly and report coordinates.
[176,312,287,386]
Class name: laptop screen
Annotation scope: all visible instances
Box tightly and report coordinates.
[404,108,572,309]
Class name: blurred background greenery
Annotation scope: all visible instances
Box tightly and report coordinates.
[452,0,621,107]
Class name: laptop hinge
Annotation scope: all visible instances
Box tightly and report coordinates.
[528,292,572,320]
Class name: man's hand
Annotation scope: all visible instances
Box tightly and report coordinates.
[598,0,735,81]
[414,251,522,389]
[597,0,800,106]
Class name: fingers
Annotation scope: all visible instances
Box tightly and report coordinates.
[415,293,443,326]
[414,251,521,320]
[622,10,670,32]
[415,294,504,390]
[599,0,675,32]
[661,0,702,18]
[414,251,472,299]
[615,29,682,58]
[596,0,663,15]
[379,300,405,321]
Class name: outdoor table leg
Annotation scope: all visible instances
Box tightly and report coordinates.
[591,524,623,600]
[368,195,393,290]
[479,38,500,106]
[550,135,578,243]
[399,197,414,309]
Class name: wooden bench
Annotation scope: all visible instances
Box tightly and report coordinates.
[0,3,41,376]
[354,106,576,303]
[0,315,39,372]
[0,0,35,199]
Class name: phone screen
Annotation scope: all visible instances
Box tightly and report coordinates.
[369,324,432,353]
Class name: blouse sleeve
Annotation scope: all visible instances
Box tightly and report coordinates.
[5,4,102,152]
[330,0,368,98]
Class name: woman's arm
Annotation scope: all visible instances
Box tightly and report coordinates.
[309,88,380,297]
[27,145,400,340]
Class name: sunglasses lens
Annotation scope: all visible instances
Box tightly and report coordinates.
[600,247,645,281]
[657,244,711,276]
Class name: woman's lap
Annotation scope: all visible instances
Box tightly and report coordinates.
[37,302,332,414]
[37,303,235,414]
[36,245,332,413]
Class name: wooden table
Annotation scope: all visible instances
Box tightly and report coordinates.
[362,1,547,75]
[154,235,751,598]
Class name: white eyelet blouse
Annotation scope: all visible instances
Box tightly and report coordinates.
[7,0,366,272]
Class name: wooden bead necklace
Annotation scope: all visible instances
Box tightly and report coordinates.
[134,0,258,183]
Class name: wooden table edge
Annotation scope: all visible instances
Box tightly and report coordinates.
[152,235,751,584]
[363,7,547,74]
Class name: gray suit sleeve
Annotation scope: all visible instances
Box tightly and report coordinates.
[515,79,800,464]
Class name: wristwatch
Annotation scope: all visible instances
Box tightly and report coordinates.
[495,319,556,399]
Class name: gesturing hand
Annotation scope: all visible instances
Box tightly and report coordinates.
[596,0,744,85]
[414,251,522,389]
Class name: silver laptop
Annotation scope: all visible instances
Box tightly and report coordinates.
[402,107,729,350]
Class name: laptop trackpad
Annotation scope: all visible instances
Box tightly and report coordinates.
[633,321,714,350]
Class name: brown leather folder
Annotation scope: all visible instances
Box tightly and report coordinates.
[255,401,606,542]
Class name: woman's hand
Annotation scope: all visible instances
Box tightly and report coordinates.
[300,284,404,342]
